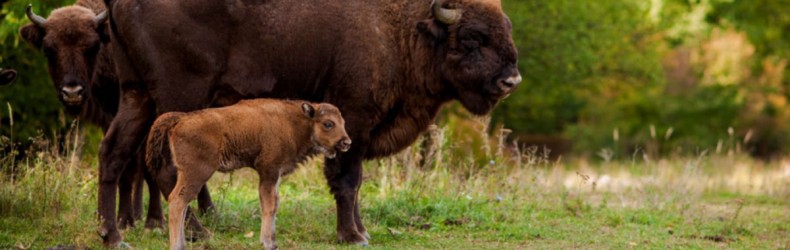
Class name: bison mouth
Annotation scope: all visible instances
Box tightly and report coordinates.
[61,95,84,106]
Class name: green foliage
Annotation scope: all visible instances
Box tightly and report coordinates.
[498,0,790,156]
[498,0,663,135]
[2,127,789,249]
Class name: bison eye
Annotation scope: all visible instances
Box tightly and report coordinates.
[43,47,57,59]
[85,44,100,57]
[323,121,334,129]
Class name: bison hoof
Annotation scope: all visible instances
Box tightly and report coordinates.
[144,217,165,230]
[363,231,371,240]
[118,241,133,249]
[338,232,368,246]
[117,218,134,230]
[186,226,212,242]
[99,228,123,248]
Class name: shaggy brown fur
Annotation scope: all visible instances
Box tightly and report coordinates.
[0,68,16,86]
[102,0,520,245]
[20,0,214,232]
[146,99,350,250]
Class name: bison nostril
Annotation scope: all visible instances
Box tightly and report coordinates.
[500,80,515,88]
[61,85,84,96]
[498,74,522,92]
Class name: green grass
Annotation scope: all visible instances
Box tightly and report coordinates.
[1,126,790,249]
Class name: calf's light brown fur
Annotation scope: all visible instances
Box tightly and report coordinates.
[146,99,350,250]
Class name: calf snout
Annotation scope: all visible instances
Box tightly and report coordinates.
[336,138,352,152]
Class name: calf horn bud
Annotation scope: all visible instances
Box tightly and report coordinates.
[94,11,109,25]
[432,0,462,25]
[25,4,48,27]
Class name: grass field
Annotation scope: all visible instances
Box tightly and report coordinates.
[1,125,790,249]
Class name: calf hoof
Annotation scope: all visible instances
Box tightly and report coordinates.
[144,217,165,230]
[262,241,278,250]
[337,232,368,246]
[99,228,123,248]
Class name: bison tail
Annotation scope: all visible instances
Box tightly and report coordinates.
[145,112,184,175]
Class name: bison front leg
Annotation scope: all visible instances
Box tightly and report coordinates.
[97,88,153,247]
[197,185,215,214]
[324,147,368,246]
[143,168,165,229]
[132,157,146,221]
[117,159,138,229]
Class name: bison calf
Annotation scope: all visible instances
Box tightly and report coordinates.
[146,99,351,250]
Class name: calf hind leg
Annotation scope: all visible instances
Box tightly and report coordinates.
[168,170,213,250]
[156,162,211,240]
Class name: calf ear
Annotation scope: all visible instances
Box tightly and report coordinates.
[302,103,315,118]
[20,24,45,48]
[0,69,17,86]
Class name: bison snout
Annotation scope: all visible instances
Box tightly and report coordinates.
[497,73,522,94]
[336,138,352,152]
[60,85,84,104]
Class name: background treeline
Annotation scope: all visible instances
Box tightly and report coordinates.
[1,0,789,159]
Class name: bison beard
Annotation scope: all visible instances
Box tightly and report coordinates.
[100,0,520,246]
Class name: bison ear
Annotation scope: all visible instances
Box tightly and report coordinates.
[20,24,45,48]
[97,22,111,43]
[416,19,444,41]
[0,69,17,86]
[302,103,315,119]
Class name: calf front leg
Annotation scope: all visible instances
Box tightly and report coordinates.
[97,88,153,247]
[258,175,280,250]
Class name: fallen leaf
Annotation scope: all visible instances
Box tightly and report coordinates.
[244,231,255,238]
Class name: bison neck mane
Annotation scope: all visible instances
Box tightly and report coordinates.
[80,46,118,130]
[76,0,107,13]
[365,0,452,158]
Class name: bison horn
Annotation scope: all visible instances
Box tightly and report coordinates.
[93,10,109,25]
[25,4,48,27]
[432,0,462,25]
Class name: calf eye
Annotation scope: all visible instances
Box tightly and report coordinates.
[323,122,334,129]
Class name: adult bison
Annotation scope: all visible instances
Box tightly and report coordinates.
[20,1,214,231]
[0,68,17,85]
[101,0,521,246]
